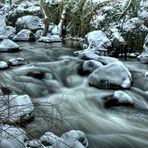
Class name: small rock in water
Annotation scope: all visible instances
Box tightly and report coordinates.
[8,57,24,66]
[27,71,45,79]
[0,61,9,69]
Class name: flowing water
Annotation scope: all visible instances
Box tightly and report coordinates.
[0,42,148,148]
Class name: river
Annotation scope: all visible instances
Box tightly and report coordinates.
[0,42,148,148]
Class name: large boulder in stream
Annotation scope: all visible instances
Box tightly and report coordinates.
[15,15,43,32]
[88,61,132,89]
[0,39,20,52]
[13,29,36,41]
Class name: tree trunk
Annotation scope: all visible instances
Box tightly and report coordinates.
[58,4,68,36]
[40,0,49,36]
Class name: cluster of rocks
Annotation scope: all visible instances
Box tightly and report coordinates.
[0,39,25,69]
[75,50,132,89]
[0,2,62,43]
[0,125,88,148]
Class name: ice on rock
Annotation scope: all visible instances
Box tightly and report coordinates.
[0,61,9,69]
[8,57,25,66]
[88,61,132,89]
[112,90,148,110]
[113,91,133,104]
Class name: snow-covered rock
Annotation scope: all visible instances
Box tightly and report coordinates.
[39,132,58,146]
[38,36,54,43]
[25,139,42,148]
[50,35,62,42]
[39,34,61,42]
[0,94,34,123]
[62,130,88,147]
[82,60,103,74]
[112,90,148,110]
[75,49,118,65]
[0,39,20,52]
[0,26,16,39]
[88,61,132,89]
[15,15,43,32]
[0,125,27,148]
[0,61,9,69]
[138,34,148,63]
[113,91,133,104]
[13,29,36,41]
[8,57,25,66]
[85,30,111,48]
